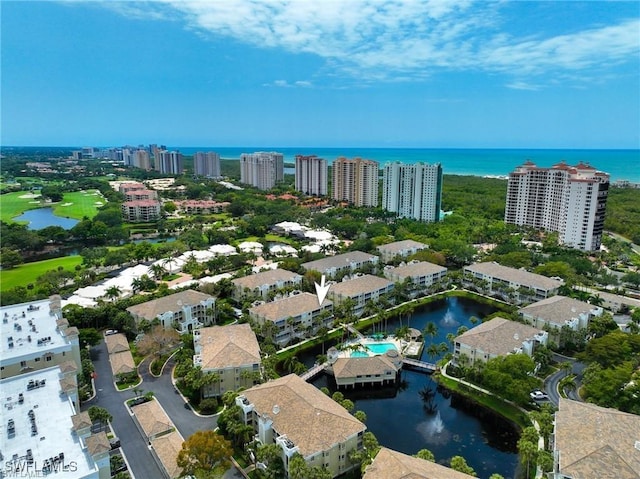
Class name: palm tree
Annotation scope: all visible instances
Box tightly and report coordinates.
[131,277,144,294]
[150,263,166,281]
[561,361,573,377]
[423,321,438,345]
[105,286,121,302]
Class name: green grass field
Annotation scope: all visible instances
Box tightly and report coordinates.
[52,190,104,220]
[0,191,44,222]
[0,256,83,291]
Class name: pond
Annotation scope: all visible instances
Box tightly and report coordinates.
[298,296,521,479]
[14,208,79,230]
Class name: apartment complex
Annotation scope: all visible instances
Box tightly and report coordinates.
[328,275,394,317]
[295,154,328,196]
[384,261,448,294]
[382,162,442,222]
[240,151,284,190]
[505,161,610,251]
[518,295,603,332]
[301,251,379,279]
[377,239,428,263]
[231,269,303,302]
[155,150,184,175]
[236,374,366,478]
[193,324,261,398]
[121,200,162,222]
[364,447,477,479]
[332,157,379,207]
[194,151,221,178]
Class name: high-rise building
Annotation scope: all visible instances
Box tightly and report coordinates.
[133,149,151,170]
[240,151,284,190]
[194,151,221,178]
[295,155,327,196]
[382,162,442,222]
[332,157,379,207]
[156,150,183,175]
[505,161,609,251]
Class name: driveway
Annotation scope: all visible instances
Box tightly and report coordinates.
[544,353,586,406]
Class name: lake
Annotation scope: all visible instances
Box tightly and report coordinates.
[14,208,79,230]
[298,296,521,479]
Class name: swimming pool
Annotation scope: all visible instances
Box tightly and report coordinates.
[366,342,398,354]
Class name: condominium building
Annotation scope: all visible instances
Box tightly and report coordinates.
[240,151,284,190]
[384,261,448,295]
[328,275,394,317]
[133,149,151,170]
[194,151,221,178]
[505,161,610,251]
[123,189,158,201]
[364,447,477,479]
[155,150,184,175]
[332,157,379,207]
[382,162,442,222]
[231,269,303,302]
[121,200,162,222]
[302,251,379,279]
[377,239,428,263]
[295,155,328,196]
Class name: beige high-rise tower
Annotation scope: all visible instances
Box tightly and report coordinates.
[331,157,379,207]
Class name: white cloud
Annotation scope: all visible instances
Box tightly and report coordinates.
[505,81,541,91]
[99,0,640,84]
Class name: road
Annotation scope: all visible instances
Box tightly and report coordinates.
[543,353,585,407]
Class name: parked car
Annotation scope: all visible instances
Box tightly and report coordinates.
[109,437,121,450]
[530,389,549,401]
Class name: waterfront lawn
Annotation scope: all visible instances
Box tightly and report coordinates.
[52,190,104,220]
[0,256,83,291]
[0,191,43,223]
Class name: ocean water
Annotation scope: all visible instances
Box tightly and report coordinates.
[174,147,640,183]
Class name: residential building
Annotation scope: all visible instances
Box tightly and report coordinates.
[121,200,162,222]
[133,149,151,170]
[124,189,158,201]
[118,182,146,194]
[328,274,394,317]
[236,374,366,478]
[231,269,303,302]
[505,161,610,251]
[301,251,379,279]
[240,151,284,190]
[330,353,402,389]
[172,200,230,214]
[194,151,221,178]
[156,150,184,175]
[193,324,261,397]
[454,317,548,365]
[126,290,216,334]
[553,398,640,478]
[249,292,333,345]
[463,262,563,304]
[363,447,477,479]
[332,157,379,207]
[382,162,442,222]
[574,289,640,313]
[104,333,135,378]
[518,295,603,333]
[1,296,81,381]
[384,261,448,294]
[0,366,111,479]
[295,154,328,196]
[377,239,428,263]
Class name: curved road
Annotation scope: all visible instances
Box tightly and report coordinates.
[543,354,585,406]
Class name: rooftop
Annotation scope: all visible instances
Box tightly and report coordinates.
[332,355,401,379]
[195,324,261,370]
[555,399,640,479]
[242,374,366,456]
[377,240,428,255]
[386,261,447,278]
[104,333,130,354]
[131,400,174,439]
[301,251,378,274]
[465,262,563,291]
[330,275,394,297]
[232,269,302,290]
[151,431,184,479]
[126,290,214,321]
[456,317,545,357]
[518,295,600,327]
[110,351,135,375]
[363,447,477,479]
[0,367,99,478]
[1,297,70,364]
[249,293,331,321]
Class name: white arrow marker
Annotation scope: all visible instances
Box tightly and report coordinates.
[314,274,330,306]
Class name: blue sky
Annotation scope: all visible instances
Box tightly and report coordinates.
[2,1,639,148]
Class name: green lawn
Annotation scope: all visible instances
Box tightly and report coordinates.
[0,256,83,291]
[52,190,104,220]
[0,191,44,222]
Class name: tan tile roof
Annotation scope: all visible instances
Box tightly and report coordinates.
[198,324,261,370]
[249,292,332,322]
[85,432,111,456]
[232,269,301,290]
[330,275,394,297]
[465,262,563,291]
[105,333,130,354]
[518,295,597,327]
[58,360,78,374]
[71,411,92,431]
[152,431,185,479]
[332,356,401,379]
[126,290,214,320]
[363,447,477,479]
[59,376,76,392]
[377,240,428,255]
[456,317,544,357]
[301,251,378,273]
[242,374,365,456]
[386,261,447,279]
[110,351,135,375]
[555,399,640,479]
[131,400,174,439]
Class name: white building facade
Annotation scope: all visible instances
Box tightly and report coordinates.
[194,151,221,178]
[240,151,284,190]
[295,155,328,196]
[382,162,442,222]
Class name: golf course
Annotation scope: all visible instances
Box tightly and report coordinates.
[1,190,105,223]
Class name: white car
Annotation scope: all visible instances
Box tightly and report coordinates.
[530,390,548,401]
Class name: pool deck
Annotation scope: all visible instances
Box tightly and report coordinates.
[337,336,424,359]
